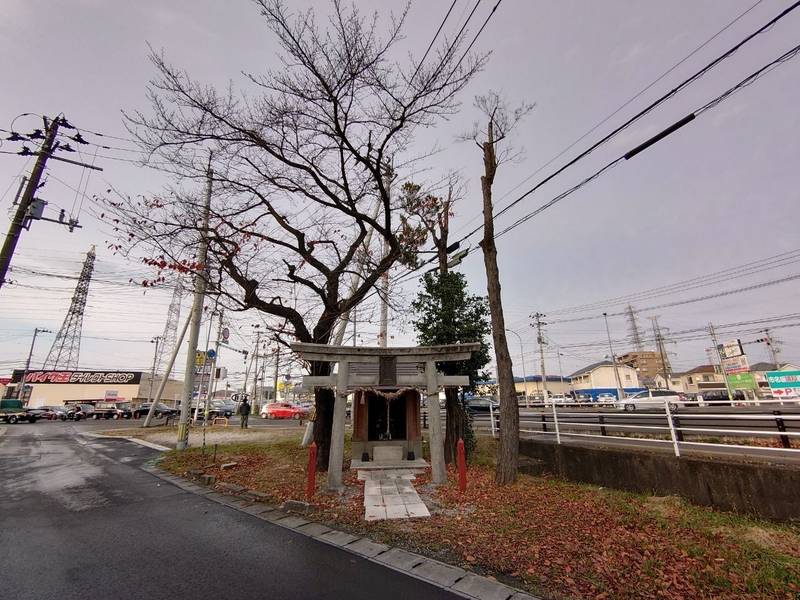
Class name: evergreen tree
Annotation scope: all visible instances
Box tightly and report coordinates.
[411,271,490,462]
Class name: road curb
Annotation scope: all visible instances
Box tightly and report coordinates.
[141,462,541,600]
[78,432,171,452]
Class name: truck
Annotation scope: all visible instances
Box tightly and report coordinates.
[0,399,39,424]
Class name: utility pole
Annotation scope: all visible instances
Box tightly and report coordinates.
[176,163,213,450]
[204,309,224,421]
[272,343,281,404]
[193,306,216,423]
[18,328,51,402]
[763,328,781,367]
[532,314,549,403]
[147,336,161,403]
[556,346,567,392]
[709,322,734,404]
[603,312,625,401]
[506,328,529,407]
[332,200,381,346]
[250,327,261,412]
[0,117,59,289]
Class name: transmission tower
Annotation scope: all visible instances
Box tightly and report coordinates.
[43,246,96,369]
[155,282,184,374]
[648,316,672,380]
[625,304,645,352]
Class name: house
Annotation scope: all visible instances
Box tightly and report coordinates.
[654,365,726,394]
[569,361,642,399]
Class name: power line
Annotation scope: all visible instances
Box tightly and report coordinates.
[409,0,459,84]
[547,247,800,316]
[549,272,800,325]
[450,0,766,238]
[477,39,800,246]
[433,1,800,254]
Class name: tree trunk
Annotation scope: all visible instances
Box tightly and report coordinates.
[443,387,464,464]
[311,360,334,471]
[479,124,519,485]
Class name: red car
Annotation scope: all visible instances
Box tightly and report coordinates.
[261,402,308,420]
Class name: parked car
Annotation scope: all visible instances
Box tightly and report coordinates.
[595,393,617,406]
[133,402,177,419]
[618,389,687,412]
[24,407,51,420]
[465,397,499,414]
[92,401,133,419]
[40,405,70,421]
[0,399,38,424]
[59,405,84,420]
[696,389,745,406]
[261,402,309,420]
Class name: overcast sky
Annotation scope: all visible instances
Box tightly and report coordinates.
[1,0,799,386]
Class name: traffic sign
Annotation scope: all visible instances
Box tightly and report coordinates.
[222,327,230,343]
[207,349,217,361]
[195,351,206,366]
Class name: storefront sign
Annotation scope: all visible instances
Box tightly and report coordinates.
[11,370,141,385]
[766,370,800,398]
[726,372,756,390]
[721,354,749,375]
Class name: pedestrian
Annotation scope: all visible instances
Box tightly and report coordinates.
[239,397,251,429]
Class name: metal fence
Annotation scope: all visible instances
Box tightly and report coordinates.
[467,399,800,458]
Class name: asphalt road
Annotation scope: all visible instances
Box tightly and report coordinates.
[0,421,456,600]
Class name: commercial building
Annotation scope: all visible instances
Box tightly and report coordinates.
[4,369,184,408]
[616,350,670,382]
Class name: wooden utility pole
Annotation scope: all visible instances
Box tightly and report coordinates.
[479,114,519,485]
[0,117,59,289]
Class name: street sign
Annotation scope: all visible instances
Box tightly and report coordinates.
[222,327,230,343]
[214,367,228,380]
[727,372,756,390]
[195,351,206,366]
[207,349,217,361]
[766,370,800,398]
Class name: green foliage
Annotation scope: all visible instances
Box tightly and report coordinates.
[411,271,491,388]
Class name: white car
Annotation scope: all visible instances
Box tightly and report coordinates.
[618,389,687,412]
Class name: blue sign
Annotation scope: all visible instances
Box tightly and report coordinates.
[206,349,217,360]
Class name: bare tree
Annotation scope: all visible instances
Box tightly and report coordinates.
[465,91,533,484]
[101,1,486,469]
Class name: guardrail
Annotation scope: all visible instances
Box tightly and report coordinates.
[468,398,800,457]
[419,398,800,457]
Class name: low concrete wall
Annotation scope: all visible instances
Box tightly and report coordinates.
[519,439,800,522]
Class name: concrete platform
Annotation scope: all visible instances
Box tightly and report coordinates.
[351,458,429,470]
